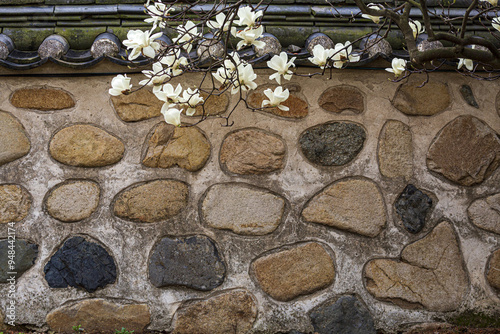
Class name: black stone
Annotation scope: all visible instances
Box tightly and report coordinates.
[149,235,226,291]
[0,239,38,282]
[299,122,366,166]
[395,184,433,234]
[460,85,479,108]
[310,295,376,334]
[44,236,116,293]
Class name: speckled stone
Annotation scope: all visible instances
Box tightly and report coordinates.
[111,88,163,122]
[38,37,68,59]
[91,38,119,58]
[468,193,500,235]
[0,42,10,60]
[256,34,282,57]
[487,249,500,292]
[0,111,30,167]
[318,85,364,114]
[0,239,38,282]
[392,81,450,116]
[417,39,443,52]
[395,184,433,234]
[0,184,31,223]
[197,38,225,61]
[378,120,413,180]
[248,83,308,118]
[46,180,100,222]
[306,34,334,55]
[192,92,229,117]
[363,35,392,58]
[10,87,75,111]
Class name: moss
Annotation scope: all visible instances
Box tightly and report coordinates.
[448,311,500,328]
[2,27,54,51]
[54,26,106,49]
[265,26,319,47]
[319,26,373,46]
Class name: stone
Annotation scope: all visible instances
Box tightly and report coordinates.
[38,38,68,59]
[302,178,386,237]
[142,123,210,172]
[172,290,257,334]
[44,236,117,293]
[392,81,450,116]
[91,38,119,58]
[201,183,285,235]
[46,299,150,334]
[197,38,225,61]
[0,184,31,223]
[0,239,38,282]
[468,193,500,235]
[417,39,443,52]
[306,33,334,55]
[487,249,500,292]
[10,87,75,111]
[49,125,124,167]
[363,35,392,58]
[364,222,468,311]
[299,122,366,166]
[220,129,286,175]
[252,242,335,301]
[318,85,364,114]
[113,179,188,223]
[192,91,229,117]
[427,115,500,186]
[247,83,308,118]
[378,120,413,180]
[460,85,479,108]
[394,184,433,234]
[46,180,100,222]
[310,296,376,334]
[149,235,226,291]
[256,34,282,57]
[0,42,10,60]
[110,88,163,122]
[0,111,31,166]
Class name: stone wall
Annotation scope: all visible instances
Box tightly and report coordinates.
[0,68,499,333]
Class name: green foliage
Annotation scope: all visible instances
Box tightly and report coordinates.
[115,328,134,334]
[72,324,84,333]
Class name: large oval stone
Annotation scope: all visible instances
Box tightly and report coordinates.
[46,299,150,333]
[0,239,38,282]
[318,85,364,114]
[220,129,286,175]
[149,235,226,290]
[113,179,188,223]
[0,184,31,223]
[378,120,413,180]
[49,125,124,167]
[252,242,335,301]
[302,178,386,237]
[487,249,500,292]
[0,111,30,167]
[299,122,366,166]
[468,193,500,235]
[427,116,500,186]
[392,81,450,116]
[191,92,229,116]
[10,87,75,111]
[111,88,163,122]
[201,183,285,235]
[248,83,308,118]
[46,180,100,222]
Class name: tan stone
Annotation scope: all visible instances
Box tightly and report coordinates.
[111,88,163,122]
[113,179,188,223]
[318,85,364,114]
[0,184,31,223]
[142,123,210,172]
[247,83,308,118]
[0,111,30,166]
[46,299,150,333]
[253,242,335,301]
[46,181,100,222]
[220,129,286,175]
[173,290,257,334]
[392,81,450,116]
[49,125,124,167]
[302,178,386,237]
[10,87,75,111]
[487,249,500,292]
[364,222,468,311]
[190,91,229,116]
[427,116,500,186]
[378,120,413,180]
[468,193,500,235]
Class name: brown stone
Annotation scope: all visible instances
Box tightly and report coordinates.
[46,299,150,333]
[142,122,210,172]
[10,87,75,111]
[46,180,100,222]
[113,179,188,223]
[49,125,125,167]
[190,91,229,117]
[0,111,30,166]
[364,222,468,311]
[427,116,500,186]
[252,242,335,301]
[173,290,257,334]
[247,83,308,118]
[392,81,450,116]
[111,88,163,122]
[318,85,364,114]
[302,178,386,237]
[220,129,286,175]
[0,184,31,224]
[487,249,500,292]
[378,120,413,180]
[468,193,500,235]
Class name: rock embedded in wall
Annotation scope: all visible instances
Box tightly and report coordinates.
[0,184,31,223]
[364,222,468,311]
[468,193,500,235]
[318,85,364,114]
[252,242,335,301]
[378,120,413,180]
[113,179,188,223]
[111,88,163,122]
[247,83,308,118]
[394,184,433,234]
[0,111,31,167]
[487,249,500,292]
[302,178,386,237]
[427,115,500,186]
[392,81,450,116]
[191,91,229,116]
[0,239,38,282]
[10,86,75,111]
[459,84,479,108]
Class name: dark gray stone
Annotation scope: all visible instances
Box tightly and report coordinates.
[44,236,116,293]
[0,239,38,282]
[299,122,366,166]
[310,295,376,334]
[149,235,226,291]
[395,184,432,234]
[460,85,479,108]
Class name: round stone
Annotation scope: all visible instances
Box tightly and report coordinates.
[362,35,392,58]
[468,193,500,235]
[111,88,163,122]
[197,37,225,61]
[10,87,75,111]
[0,184,31,223]
[46,180,100,222]
[255,34,282,57]
[0,239,38,282]
[318,85,364,114]
[487,249,500,292]
[91,38,119,58]
[306,33,334,55]
[392,81,450,116]
[38,35,69,59]
[378,120,413,180]
[0,41,10,60]
[417,39,444,52]
[191,91,229,117]
[0,111,30,166]
[248,83,308,118]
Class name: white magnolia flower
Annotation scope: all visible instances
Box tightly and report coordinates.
[213,52,247,89]
[492,17,500,32]
[262,86,290,111]
[109,74,132,96]
[332,41,360,69]
[232,25,265,50]
[160,49,188,76]
[144,1,172,29]
[173,21,200,53]
[181,88,204,116]
[232,63,257,94]
[154,83,183,108]
[139,62,169,93]
[123,29,162,60]
[458,58,474,71]
[308,44,336,69]
[409,20,425,39]
[361,3,384,24]
[385,58,406,77]
[267,52,296,84]
[208,12,234,32]
[161,107,182,126]
[235,6,263,28]
[480,0,498,6]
